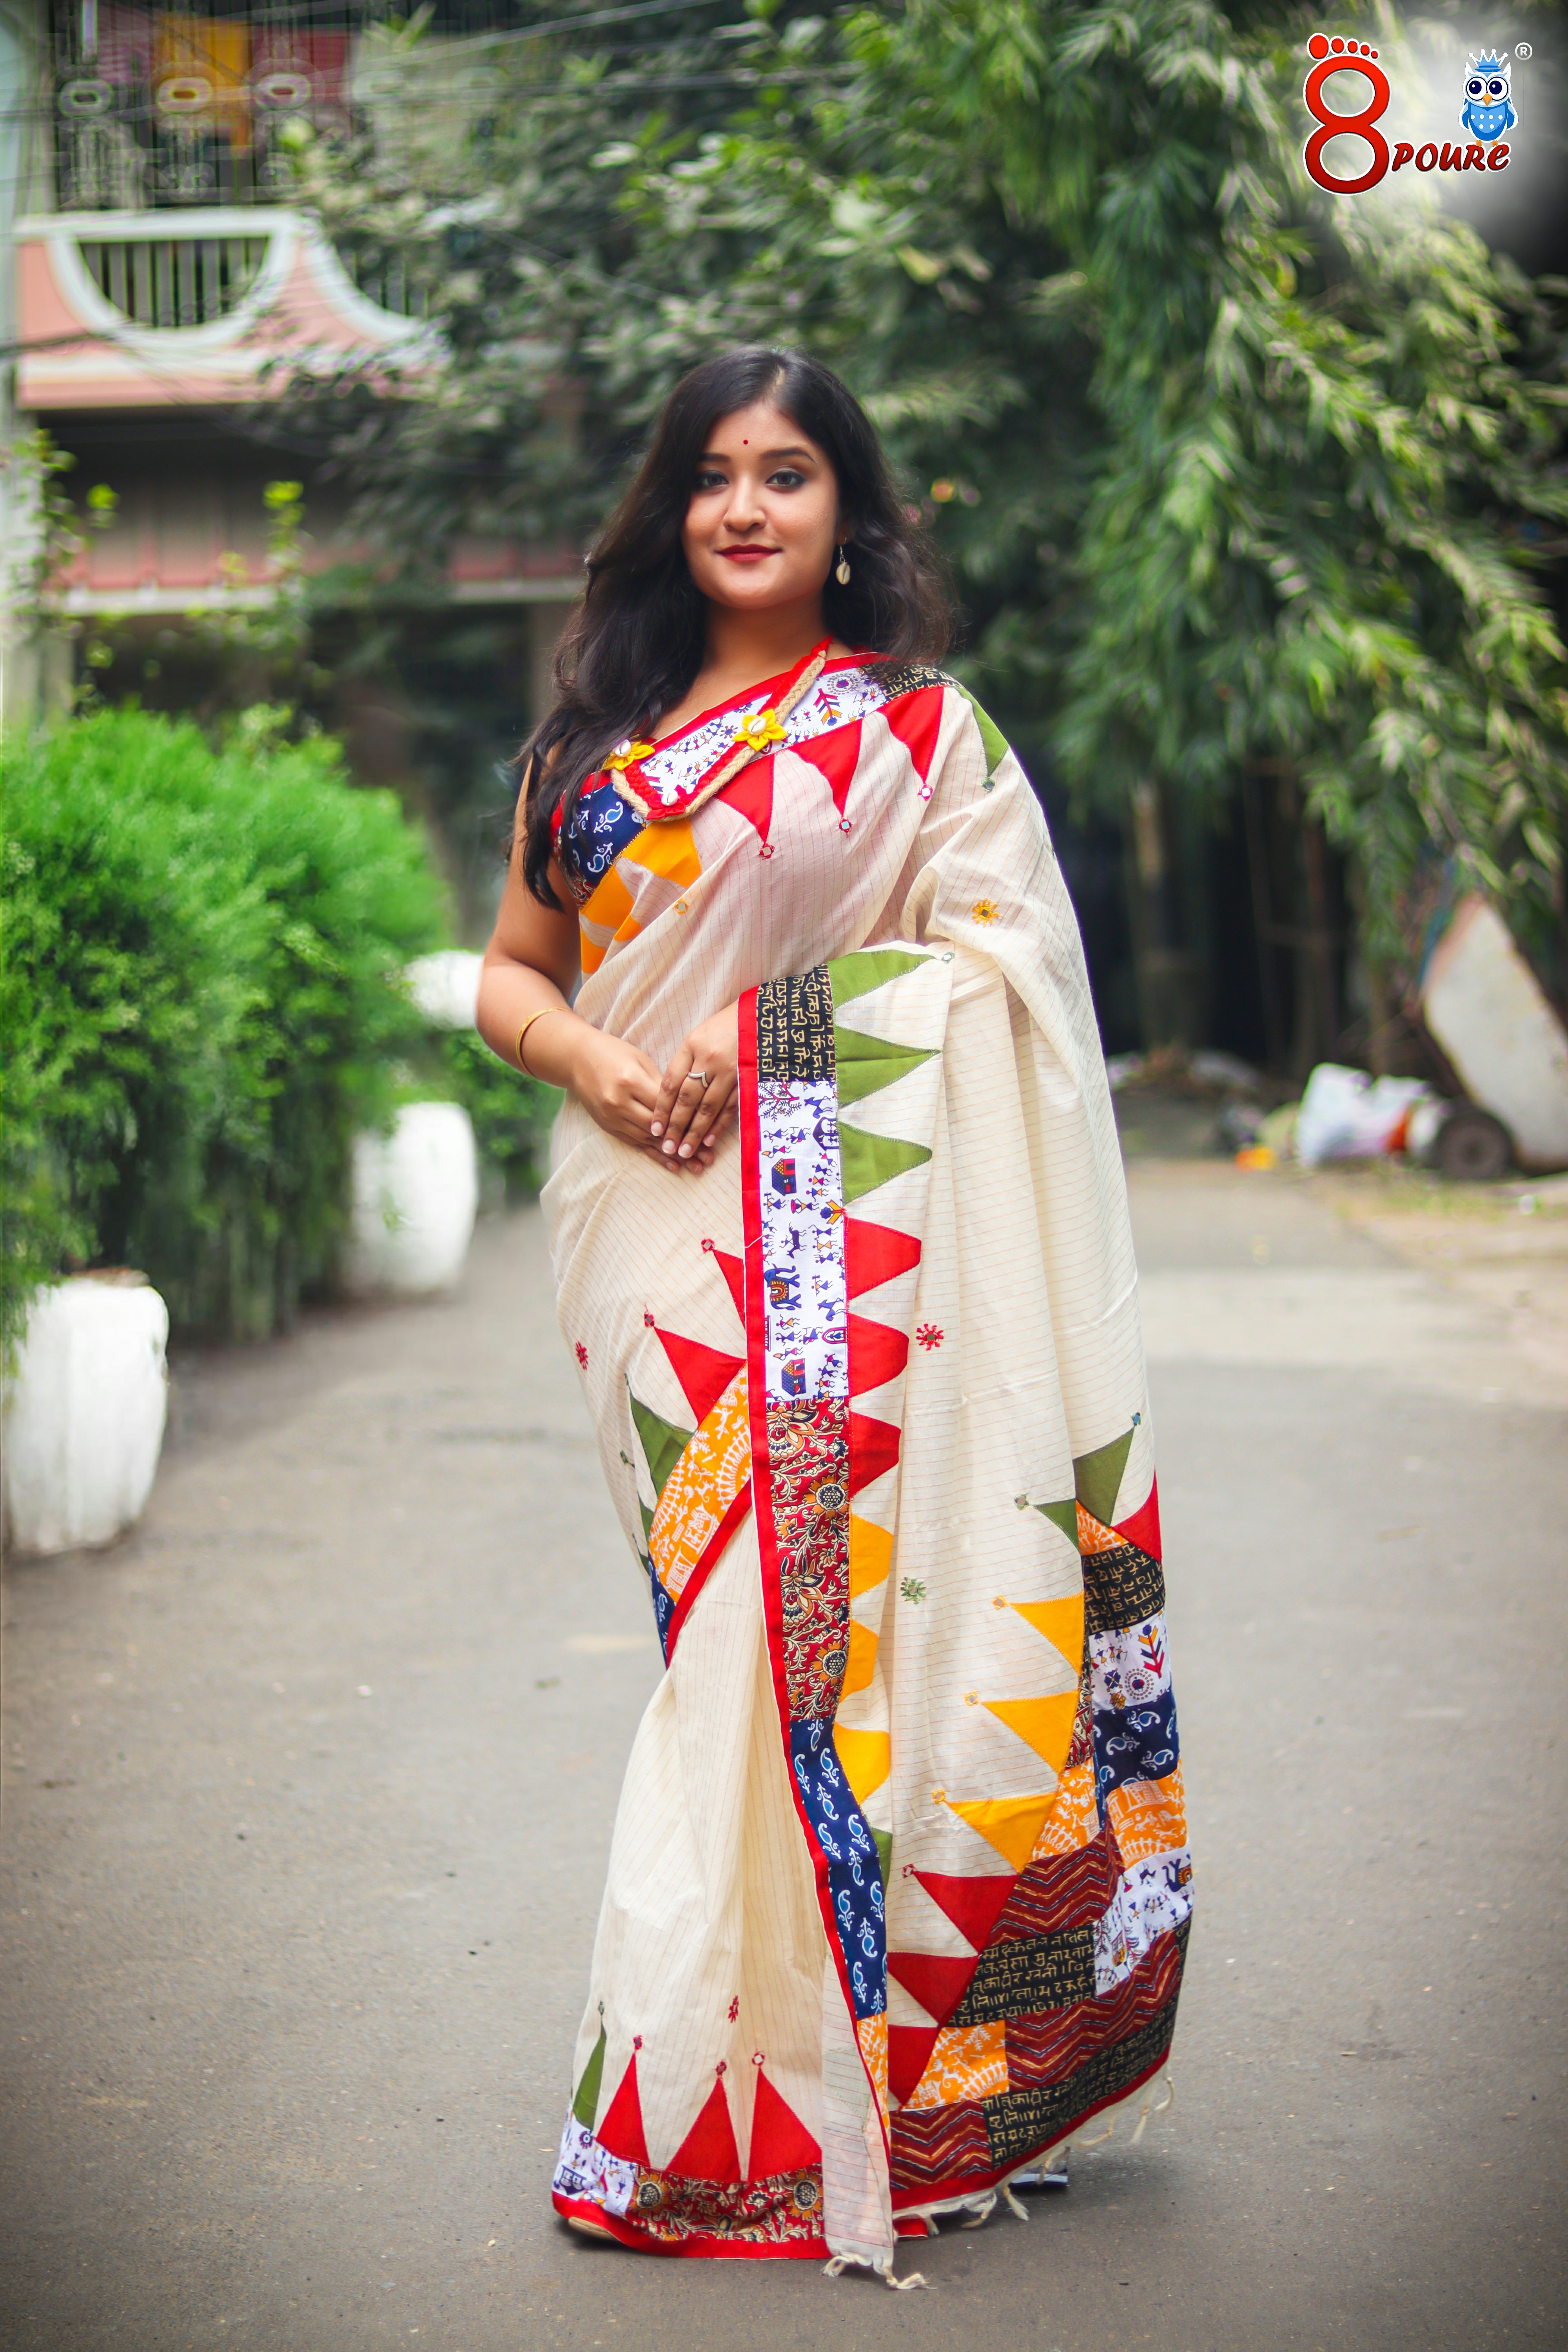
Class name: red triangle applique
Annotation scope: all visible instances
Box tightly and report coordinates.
[848,1313,909,1397]
[746,2067,819,2177]
[708,1246,746,1330]
[912,1870,1017,1954]
[848,1410,901,1495]
[1114,1475,1162,1564]
[596,2052,650,2167]
[794,717,862,815]
[667,2073,740,2184]
[656,1328,744,1424]
[887,2023,943,2107]
[845,1218,923,1300]
[717,758,773,841]
[886,1951,975,2025]
[884,684,944,783]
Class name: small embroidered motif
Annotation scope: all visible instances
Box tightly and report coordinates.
[971,899,1000,924]
[728,1996,740,2022]
[644,1310,656,1328]
[605,739,655,773]
[919,785,933,800]
[838,818,853,833]
[900,1577,927,1604]
[915,1322,944,1350]
[575,1341,589,1368]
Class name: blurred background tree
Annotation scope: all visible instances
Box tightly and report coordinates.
[276,0,1568,1073]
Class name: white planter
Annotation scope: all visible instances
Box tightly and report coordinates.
[2,1273,169,1556]
[343,1101,479,1299]
[404,950,482,1031]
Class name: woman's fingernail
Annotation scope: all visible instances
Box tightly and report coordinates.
[662,1140,676,1155]
[650,1122,663,1137]
[679,1144,692,1158]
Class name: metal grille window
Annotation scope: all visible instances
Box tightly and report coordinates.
[76,234,272,328]
[48,1,526,212]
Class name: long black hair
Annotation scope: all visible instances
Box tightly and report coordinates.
[518,346,953,902]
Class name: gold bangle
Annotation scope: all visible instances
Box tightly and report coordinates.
[517,1005,566,1074]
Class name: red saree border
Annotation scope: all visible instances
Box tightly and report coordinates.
[551,2193,828,2260]
[737,984,886,2151]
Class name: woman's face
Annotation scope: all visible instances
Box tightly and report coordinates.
[681,399,841,615]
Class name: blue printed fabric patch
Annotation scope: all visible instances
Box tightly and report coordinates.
[789,1719,886,2017]
[560,778,646,897]
[642,1553,676,1662]
[1093,1686,1179,1801]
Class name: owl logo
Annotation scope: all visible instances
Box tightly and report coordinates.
[1461,51,1515,143]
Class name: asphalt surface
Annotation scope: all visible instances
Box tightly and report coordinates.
[3,1160,1565,2352]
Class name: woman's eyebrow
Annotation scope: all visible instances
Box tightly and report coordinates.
[697,445,818,465]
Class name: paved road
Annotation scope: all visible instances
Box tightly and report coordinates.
[4,1163,1566,2351]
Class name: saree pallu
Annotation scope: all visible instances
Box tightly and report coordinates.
[542,653,1191,2274]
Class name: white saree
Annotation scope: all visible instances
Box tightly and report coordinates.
[541,648,1189,2272]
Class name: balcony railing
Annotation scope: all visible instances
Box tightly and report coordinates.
[76,232,272,329]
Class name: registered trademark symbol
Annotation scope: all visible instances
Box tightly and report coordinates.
[1514,42,1531,58]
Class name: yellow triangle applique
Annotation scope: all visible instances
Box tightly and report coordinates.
[835,1727,891,1806]
[982,1692,1079,1773]
[842,1620,878,1697]
[942,1791,1056,1873]
[1006,1593,1085,1674]
[849,1514,894,1599]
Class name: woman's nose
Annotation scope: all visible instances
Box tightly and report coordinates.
[722,475,766,531]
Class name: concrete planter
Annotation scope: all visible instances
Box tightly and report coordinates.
[343,1101,479,1299]
[2,1272,170,1556]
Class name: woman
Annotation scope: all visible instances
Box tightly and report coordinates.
[477,349,1189,2281]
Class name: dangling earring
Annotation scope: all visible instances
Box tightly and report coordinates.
[835,546,852,586]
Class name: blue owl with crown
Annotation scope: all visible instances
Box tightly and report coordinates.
[1461,51,1516,143]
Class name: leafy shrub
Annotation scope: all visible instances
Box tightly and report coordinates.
[439,1030,560,1201]
[2,708,446,1347]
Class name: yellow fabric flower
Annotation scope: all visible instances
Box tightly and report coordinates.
[971,898,1000,924]
[733,708,786,753]
[605,738,655,773]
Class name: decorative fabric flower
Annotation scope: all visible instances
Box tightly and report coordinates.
[575,1340,588,1368]
[605,738,655,773]
[916,1322,944,1350]
[733,708,786,754]
[970,898,1000,924]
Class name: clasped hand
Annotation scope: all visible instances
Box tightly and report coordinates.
[571,1001,740,1174]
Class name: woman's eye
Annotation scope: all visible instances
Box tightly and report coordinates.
[768,469,807,490]
[693,470,727,492]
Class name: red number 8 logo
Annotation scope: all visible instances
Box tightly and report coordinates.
[1303,52,1392,193]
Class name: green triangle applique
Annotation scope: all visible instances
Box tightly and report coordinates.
[1073,1428,1135,1528]
[572,2018,608,2126]
[828,947,929,1010]
[832,1025,936,1109]
[839,1123,932,1203]
[629,1390,691,1504]
[1034,1497,1081,1550]
[957,685,1009,775]
[871,1828,892,1884]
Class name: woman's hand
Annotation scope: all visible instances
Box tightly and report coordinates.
[568,1026,698,1166]
[651,1000,741,1164]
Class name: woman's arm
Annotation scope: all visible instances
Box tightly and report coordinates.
[476,836,717,1170]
